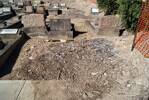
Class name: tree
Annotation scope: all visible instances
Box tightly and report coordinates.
[117,0,142,31]
[97,0,119,15]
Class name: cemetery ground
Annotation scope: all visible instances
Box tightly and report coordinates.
[0,1,148,99]
[0,33,149,100]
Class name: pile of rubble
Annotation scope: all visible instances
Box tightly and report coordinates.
[5,38,123,82]
[1,37,126,97]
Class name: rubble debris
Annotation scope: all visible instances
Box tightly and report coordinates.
[6,38,120,81]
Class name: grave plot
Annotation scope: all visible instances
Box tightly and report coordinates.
[0,29,23,67]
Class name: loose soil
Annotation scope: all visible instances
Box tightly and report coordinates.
[1,34,149,100]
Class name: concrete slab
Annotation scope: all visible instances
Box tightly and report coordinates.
[18,81,34,100]
[0,81,25,100]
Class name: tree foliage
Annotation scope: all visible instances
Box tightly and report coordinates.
[97,0,119,15]
[97,0,142,31]
[117,0,142,31]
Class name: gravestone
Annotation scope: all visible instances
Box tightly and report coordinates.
[47,18,73,40]
[36,6,45,14]
[98,15,121,36]
[22,14,45,27]
[25,6,33,13]
[47,19,71,31]
[22,14,46,34]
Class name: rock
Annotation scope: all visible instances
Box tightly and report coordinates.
[122,30,131,36]
[82,93,88,99]
[91,72,98,76]
[29,56,34,60]
[87,92,94,98]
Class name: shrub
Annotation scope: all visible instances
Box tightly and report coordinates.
[97,0,119,15]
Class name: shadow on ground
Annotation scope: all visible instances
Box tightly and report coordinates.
[71,24,87,38]
[0,34,30,78]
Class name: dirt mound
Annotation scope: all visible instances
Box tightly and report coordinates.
[2,37,126,98]
[12,38,119,79]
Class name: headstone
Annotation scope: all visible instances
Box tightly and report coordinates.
[2,7,11,13]
[44,3,50,10]
[0,29,19,39]
[46,15,55,22]
[52,3,59,9]
[18,2,24,8]
[25,6,33,13]
[22,14,45,34]
[36,6,45,14]
[0,29,18,35]
[47,18,73,40]
[9,0,14,3]
[60,3,66,8]
[48,9,58,16]
[22,14,45,28]
[71,18,92,32]
[24,1,32,6]
[91,7,99,15]
[98,15,121,36]
[47,19,71,31]
[99,16,120,29]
